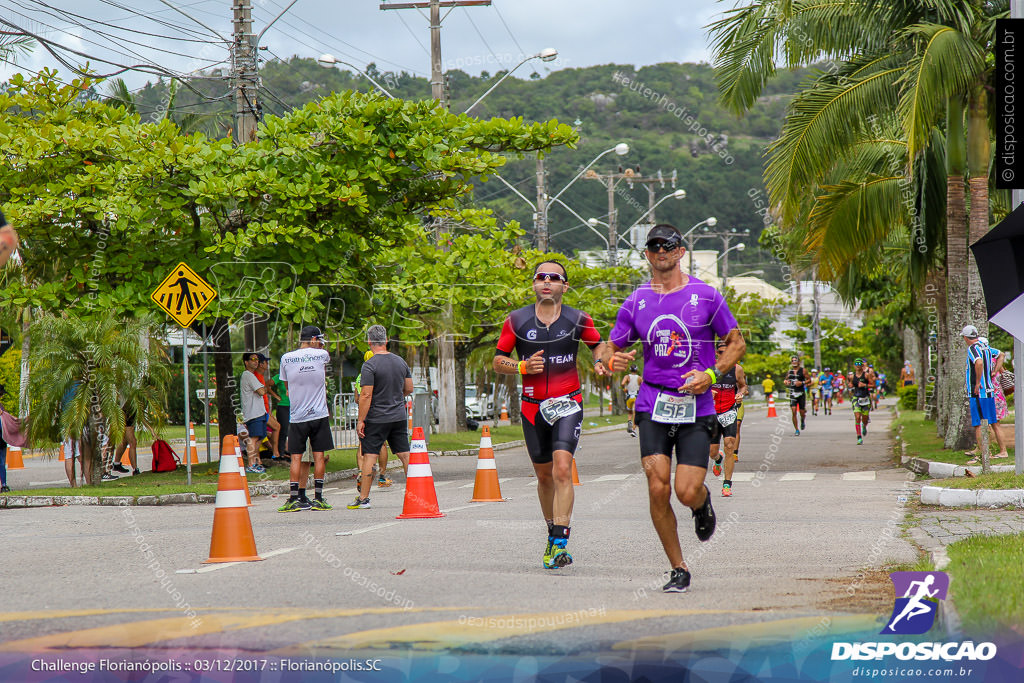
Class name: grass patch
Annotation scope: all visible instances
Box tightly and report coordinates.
[928,472,1024,490]
[425,414,628,452]
[893,410,1015,466]
[946,533,1024,631]
[886,556,935,574]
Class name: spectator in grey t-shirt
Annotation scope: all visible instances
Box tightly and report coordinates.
[352,325,413,509]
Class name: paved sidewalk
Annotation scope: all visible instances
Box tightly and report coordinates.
[909,508,1024,553]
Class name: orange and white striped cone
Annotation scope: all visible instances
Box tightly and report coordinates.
[232,436,253,506]
[59,443,66,462]
[571,457,581,486]
[7,445,25,470]
[470,425,504,502]
[187,422,200,465]
[119,446,132,468]
[767,394,778,417]
[499,402,509,421]
[204,450,262,564]
[397,427,444,519]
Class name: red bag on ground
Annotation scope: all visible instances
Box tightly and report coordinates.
[151,439,180,472]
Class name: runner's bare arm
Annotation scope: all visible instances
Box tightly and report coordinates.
[735,364,748,401]
[404,378,414,396]
[600,341,637,372]
[679,327,745,394]
[493,349,545,375]
[591,341,610,376]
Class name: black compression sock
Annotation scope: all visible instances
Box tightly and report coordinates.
[546,520,554,537]
[724,479,732,487]
[298,488,308,501]
[289,482,299,500]
[314,478,324,500]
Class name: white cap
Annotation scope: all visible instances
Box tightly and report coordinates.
[961,324,979,339]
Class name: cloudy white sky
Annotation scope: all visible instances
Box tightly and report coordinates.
[0,1,729,89]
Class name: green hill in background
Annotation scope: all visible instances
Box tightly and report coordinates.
[129,58,815,284]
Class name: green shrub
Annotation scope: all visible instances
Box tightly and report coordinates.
[897,384,917,410]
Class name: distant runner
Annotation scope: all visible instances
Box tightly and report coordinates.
[820,367,834,415]
[709,341,747,497]
[784,355,807,436]
[850,358,874,445]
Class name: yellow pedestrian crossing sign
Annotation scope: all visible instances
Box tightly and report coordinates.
[151,262,217,327]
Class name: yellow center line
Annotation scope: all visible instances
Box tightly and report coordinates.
[613,614,881,652]
[289,609,739,653]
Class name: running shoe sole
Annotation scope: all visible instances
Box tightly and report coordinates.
[547,549,573,568]
[692,484,716,542]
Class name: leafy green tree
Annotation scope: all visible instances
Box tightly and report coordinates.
[26,315,170,484]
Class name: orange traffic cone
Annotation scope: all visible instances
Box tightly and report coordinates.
[204,450,262,564]
[397,427,444,519]
[59,443,66,462]
[571,457,581,486]
[470,425,504,502]
[407,398,413,431]
[187,422,199,465]
[7,446,25,470]
[231,436,253,506]
[499,402,509,421]
[119,446,132,468]
[767,394,778,418]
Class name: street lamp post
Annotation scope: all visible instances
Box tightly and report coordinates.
[318,53,397,99]
[681,217,717,275]
[719,242,745,289]
[586,188,687,265]
[463,48,558,115]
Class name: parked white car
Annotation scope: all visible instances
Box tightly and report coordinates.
[465,386,494,420]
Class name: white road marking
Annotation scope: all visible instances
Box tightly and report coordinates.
[432,481,455,487]
[441,504,487,513]
[841,471,876,481]
[725,472,755,482]
[29,479,71,486]
[336,522,399,536]
[175,546,298,574]
[778,473,816,481]
[591,474,632,482]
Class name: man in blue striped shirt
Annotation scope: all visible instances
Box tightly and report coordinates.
[962,325,1008,460]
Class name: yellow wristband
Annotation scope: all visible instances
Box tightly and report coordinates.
[705,368,717,384]
[518,360,527,375]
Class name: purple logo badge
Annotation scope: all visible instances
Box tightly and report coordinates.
[881,571,949,635]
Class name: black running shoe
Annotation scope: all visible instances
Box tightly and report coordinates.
[0,485,10,493]
[692,484,716,542]
[663,567,691,593]
[112,464,130,473]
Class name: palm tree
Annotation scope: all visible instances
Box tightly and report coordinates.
[27,315,171,484]
[709,0,1003,449]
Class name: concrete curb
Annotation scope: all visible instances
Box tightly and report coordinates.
[930,548,963,639]
[1,423,629,507]
[900,455,1016,479]
[919,485,1024,508]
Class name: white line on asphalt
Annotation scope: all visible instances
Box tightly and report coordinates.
[726,472,756,482]
[175,547,298,574]
[841,471,877,481]
[591,474,632,482]
[524,480,538,487]
[458,483,475,489]
[778,473,816,481]
[29,479,70,486]
[441,504,487,513]
[432,481,455,487]
[336,522,399,536]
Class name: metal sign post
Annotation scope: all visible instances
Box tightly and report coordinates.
[202,322,211,463]
[183,332,191,485]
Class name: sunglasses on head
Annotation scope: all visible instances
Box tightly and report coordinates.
[645,240,680,253]
[534,272,566,283]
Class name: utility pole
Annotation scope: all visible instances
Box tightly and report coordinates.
[232,0,258,144]
[381,0,491,434]
[380,0,492,109]
[536,156,548,251]
[586,169,676,265]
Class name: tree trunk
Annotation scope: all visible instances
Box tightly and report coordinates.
[18,312,29,415]
[454,344,470,432]
[943,96,972,450]
[437,333,457,433]
[211,317,238,447]
[504,372,521,425]
[966,83,990,329]
[924,268,945,421]
[916,324,928,412]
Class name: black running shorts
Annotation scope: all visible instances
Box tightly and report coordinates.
[635,412,715,467]
[709,415,738,443]
[361,420,410,456]
[288,416,334,454]
[789,393,806,410]
[521,411,583,464]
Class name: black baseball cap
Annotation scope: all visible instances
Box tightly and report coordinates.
[243,352,268,363]
[645,224,682,249]
[300,325,326,342]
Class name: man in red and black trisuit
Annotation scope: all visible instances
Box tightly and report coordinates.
[494,260,609,569]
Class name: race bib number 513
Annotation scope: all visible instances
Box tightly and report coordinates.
[652,392,696,424]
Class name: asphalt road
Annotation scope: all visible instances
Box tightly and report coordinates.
[0,399,916,662]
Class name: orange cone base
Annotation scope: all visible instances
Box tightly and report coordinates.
[204,508,263,563]
[470,474,504,502]
[571,458,581,486]
[7,450,25,470]
[397,510,445,519]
